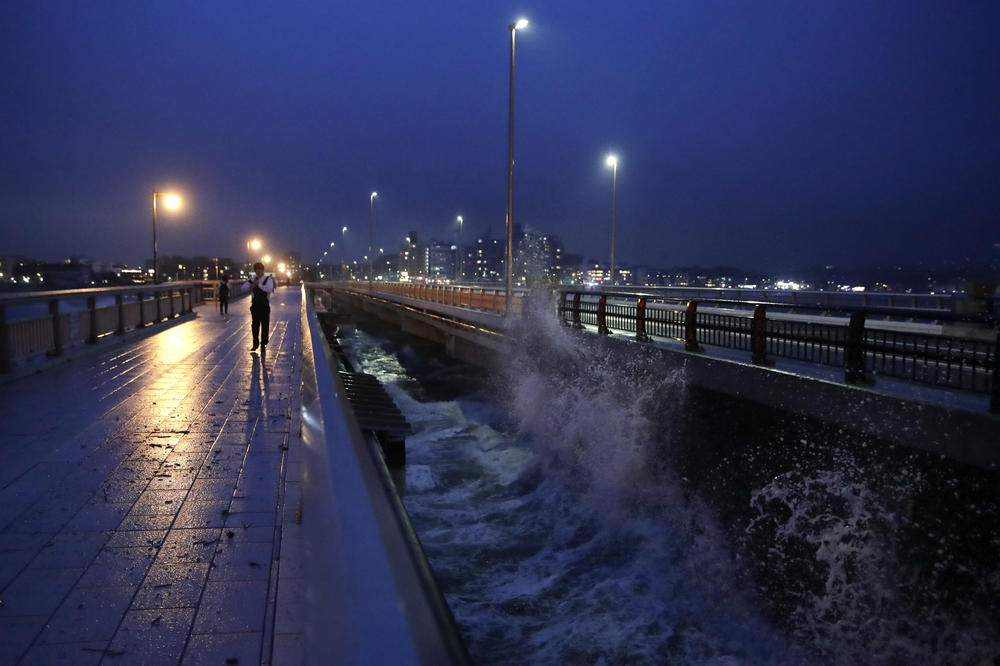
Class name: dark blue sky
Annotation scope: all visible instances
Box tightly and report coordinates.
[2,1,998,272]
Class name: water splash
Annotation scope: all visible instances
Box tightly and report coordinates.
[746,452,1000,664]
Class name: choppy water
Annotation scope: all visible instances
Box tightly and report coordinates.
[337,299,1000,665]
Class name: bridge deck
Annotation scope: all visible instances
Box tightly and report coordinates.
[0,288,304,664]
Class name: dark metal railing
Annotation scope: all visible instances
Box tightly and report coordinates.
[559,289,1000,412]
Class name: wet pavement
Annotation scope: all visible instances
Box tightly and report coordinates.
[0,287,305,665]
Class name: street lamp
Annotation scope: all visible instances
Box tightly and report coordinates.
[369,192,378,283]
[262,255,271,265]
[456,215,464,282]
[152,191,181,284]
[246,238,261,274]
[505,17,528,315]
[605,154,618,287]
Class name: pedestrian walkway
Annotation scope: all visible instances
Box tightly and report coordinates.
[0,287,305,665]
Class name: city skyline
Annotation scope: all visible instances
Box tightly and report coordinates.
[2,2,998,272]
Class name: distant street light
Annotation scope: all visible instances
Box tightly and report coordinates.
[369,192,378,283]
[505,18,528,315]
[456,215,464,282]
[262,255,271,265]
[152,190,182,284]
[605,154,618,286]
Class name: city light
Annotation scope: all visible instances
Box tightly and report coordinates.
[515,18,529,29]
[262,255,271,264]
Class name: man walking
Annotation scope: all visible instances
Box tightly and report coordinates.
[242,262,275,352]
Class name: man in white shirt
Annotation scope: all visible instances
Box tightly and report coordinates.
[243,261,275,352]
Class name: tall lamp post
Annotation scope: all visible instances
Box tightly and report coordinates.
[341,226,348,279]
[246,239,261,275]
[368,192,378,284]
[505,17,528,315]
[152,191,181,284]
[456,215,464,282]
[605,154,618,287]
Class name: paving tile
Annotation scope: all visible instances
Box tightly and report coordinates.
[223,511,276,530]
[0,567,82,616]
[187,478,237,501]
[173,500,231,529]
[154,528,222,566]
[0,614,48,664]
[75,546,156,588]
[130,489,187,515]
[182,631,262,665]
[107,608,196,665]
[192,580,268,634]
[28,531,109,569]
[117,512,175,531]
[19,642,109,666]
[209,540,272,582]
[146,469,198,491]
[105,529,168,549]
[0,548,39,589]
[132,562,210,610]
[36,584,136,644]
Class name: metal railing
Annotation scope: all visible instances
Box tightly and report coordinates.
[558,289,1000,411]
[0,282,207,372]
[344,281,528,315]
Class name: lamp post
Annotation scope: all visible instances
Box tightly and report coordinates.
[605,154,618,287]
[368,192,378,283]
[246,239,261,275]
[152,191,181,284]
[505,17,528,315]
[341,226,348,279]
[456,215,464,282]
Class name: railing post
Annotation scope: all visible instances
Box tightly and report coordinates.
[137,292,146,328]
[86,296,98,344]
[845,311,868,383]
[751,304,771,365]
[169,287,176,318]
[990,331,1000,414]
[597,295,610,335]
[684,300,700,351]
[572,293,583,329]
[0,304,10,373]
[48,299,62,357]
[116,293,125,335]
[155,288,162,322]
[636,298,650,342]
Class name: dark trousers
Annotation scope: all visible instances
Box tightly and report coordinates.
[251,305,270,347]
[219,296,228,314]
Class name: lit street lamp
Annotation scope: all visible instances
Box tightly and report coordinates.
[246,238,261,274]
[505,18,528,315]
[606,154,618,286]
[369,192,378,283]
[152,191,181,284]
[456,215,464,282]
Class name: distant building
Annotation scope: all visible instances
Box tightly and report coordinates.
[425,242,457,282]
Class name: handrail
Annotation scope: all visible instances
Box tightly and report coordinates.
[0,282,206,373]
[560,287,994,325]
[558,288,1000,411]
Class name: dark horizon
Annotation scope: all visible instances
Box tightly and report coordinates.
[2,1,998,272]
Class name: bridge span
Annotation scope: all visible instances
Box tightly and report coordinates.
[313,281,999,469]
[0,285,467,665]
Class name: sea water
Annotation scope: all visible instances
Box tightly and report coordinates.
[337,298,999,665]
